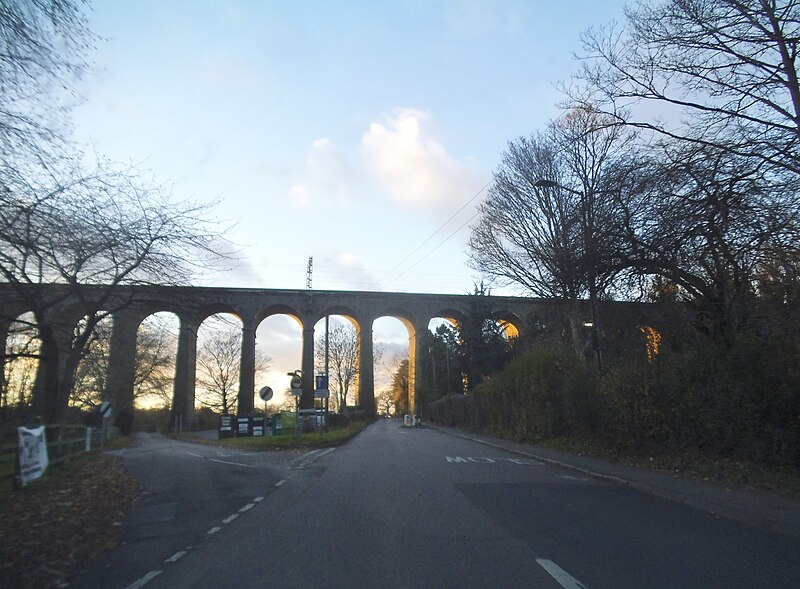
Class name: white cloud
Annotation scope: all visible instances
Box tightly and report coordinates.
[361,108,484,212]
[287,137,356,207]
[290,183,309,207]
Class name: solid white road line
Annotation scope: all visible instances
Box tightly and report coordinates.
[208,458,256,468]
[186,452,202,458]
[125,570,162,589]
[536,559,589,589]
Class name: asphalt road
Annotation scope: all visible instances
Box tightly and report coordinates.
[71,421,800,589]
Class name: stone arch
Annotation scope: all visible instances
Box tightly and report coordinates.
[313,311,361,414]
[371,307,421,417]
[195,311,245,417]
[132,311,180,412]
[491,311,524,339]
[254,306,306,412]
[3,311,40,410]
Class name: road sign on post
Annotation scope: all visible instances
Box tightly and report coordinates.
[259,386,274,401]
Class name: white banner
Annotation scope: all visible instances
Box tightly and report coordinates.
[18,426,49,486]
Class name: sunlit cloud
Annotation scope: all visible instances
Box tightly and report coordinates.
[361,108,484,212]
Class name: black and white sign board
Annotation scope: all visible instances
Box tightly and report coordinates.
[18,426,48,486]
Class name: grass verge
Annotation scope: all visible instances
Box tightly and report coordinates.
[538,436,800,498]
[177,420,373,450]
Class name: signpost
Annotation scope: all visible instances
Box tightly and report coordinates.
[315,373,330,434]
[288,371,303,435]
[258,386,273,437]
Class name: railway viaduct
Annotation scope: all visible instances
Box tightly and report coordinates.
[0,284,660,422]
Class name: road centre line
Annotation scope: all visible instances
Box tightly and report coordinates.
[124,570,162,589]
[275,479,286,487]
[222,514,239,524]
[239,503,255,513]
[186,452,202,458]
[208,458,257,468]
[254,496,264,502]
[536,558,589,589]
[207,526,221,535]
[164,550,187,563]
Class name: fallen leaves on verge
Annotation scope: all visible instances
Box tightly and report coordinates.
[0,454,143,588]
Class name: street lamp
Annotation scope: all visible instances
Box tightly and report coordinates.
[533,178,603,375]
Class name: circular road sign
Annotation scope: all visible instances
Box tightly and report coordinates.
[290,375,302,390]
[259,386,274,401]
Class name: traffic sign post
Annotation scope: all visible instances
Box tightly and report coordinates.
[259,386,274,436]
[315,373,330,434]
[288,371,303,436]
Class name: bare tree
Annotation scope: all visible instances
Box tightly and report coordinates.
[0,2,229,422]
[0,162,227,422]
[0,0,92,160]
[196,324,270,415]
[2,313,39,409]
[469,106,636,355]
[612,140,800,344]
[315,322,358,413]
[575,0,800,175]
[132,319,176,409]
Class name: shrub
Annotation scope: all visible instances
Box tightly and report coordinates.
[595,337,800,466]
[467,346,596,442]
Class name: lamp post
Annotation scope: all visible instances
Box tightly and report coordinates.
[533,178,603,375]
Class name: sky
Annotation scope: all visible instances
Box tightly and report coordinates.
[69,0,630,404]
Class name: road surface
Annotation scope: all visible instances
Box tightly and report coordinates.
[71,420,800,588]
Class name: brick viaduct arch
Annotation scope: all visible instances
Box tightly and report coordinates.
[0,284,662,422]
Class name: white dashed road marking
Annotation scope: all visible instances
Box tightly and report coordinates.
[125,570,162,589]
[536,558,589,589]
[164,550,187,563]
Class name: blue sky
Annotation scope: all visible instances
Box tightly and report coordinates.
[73,0,628,295]
[70,0,630,401]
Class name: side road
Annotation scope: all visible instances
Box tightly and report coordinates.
[429,423,800,538]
